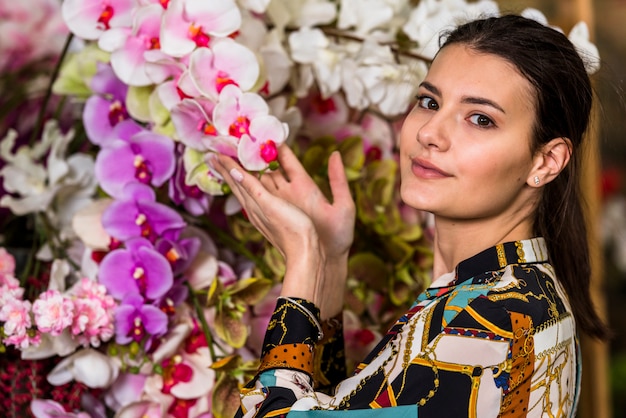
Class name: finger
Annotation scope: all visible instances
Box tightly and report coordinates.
[276,144,306,182]
[327,151,354,208]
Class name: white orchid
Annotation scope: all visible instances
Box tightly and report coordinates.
[0,120,97,240]
[47,348,120,388]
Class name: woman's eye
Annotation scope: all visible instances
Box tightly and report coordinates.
[469,114,494,127]
[417,96,438,110]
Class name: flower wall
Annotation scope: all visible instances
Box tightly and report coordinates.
[0,0,599,417]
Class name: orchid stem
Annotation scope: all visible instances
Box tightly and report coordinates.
[28,32,73,146]
[187,282,218,361]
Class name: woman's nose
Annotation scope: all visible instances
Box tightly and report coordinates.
[416,110,452,151]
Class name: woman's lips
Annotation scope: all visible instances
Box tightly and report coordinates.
[411,158,452,179]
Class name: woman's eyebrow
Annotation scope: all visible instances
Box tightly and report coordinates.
[461,96,506,114]
[419,81,506,114]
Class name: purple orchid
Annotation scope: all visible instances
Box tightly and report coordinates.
[154,235,201,276]
[99,237,173,301]
[83,63,131,146]
[101,182,186,243]
[114,293,168,349]
[95,126,176,198]
[168,144,212,216]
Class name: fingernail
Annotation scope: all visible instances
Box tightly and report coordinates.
[207,153,217,166]
[230,168,244,182]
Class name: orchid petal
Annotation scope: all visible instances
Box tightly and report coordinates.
[47,348,118,388]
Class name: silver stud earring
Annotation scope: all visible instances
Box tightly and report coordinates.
[534,176,540,185]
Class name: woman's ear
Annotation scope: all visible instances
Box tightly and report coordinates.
[527,137,572,187]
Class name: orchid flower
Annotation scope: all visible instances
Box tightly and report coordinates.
[213,84,270,139]
[47,347,120,388]
[188,38,260,100]
[170,98,220,152]
[94,124,175,198]
[99,237,173,301]
[159,0,242,57]
[337,0,395,36]
[83,63,131,145]
[98,3,173,86]
[266,0,336,32]
[237,114,288,171]
[101,182,186,243]
[113,293,168,347]
[61,0,136,41]
[168,144,212,216]
[31,398,91,418]
[0,121,96,226]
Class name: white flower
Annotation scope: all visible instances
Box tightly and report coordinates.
[47,348,120,388]
[267,0,336,32]
[0,121,97,240]
[568,21,600,74]
[403,0,499,59]
[338,0,395,36]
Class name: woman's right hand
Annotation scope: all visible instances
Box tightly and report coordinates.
[258,145,356,262]
[213,153,325,303]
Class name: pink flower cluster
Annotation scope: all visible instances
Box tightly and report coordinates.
[0,249,117,350]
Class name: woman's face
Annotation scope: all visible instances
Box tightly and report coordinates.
[399,44,539,222]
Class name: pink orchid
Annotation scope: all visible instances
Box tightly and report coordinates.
[62,0,136,40]
[160,347,215,399]
[114,400,162,418]
[31,398,91,418]
[188,38,259,100]
[170,98,219,152]
[213,85,270,139]
[98,4,172,86]
[159,0,242,58]
[237,115,288,171]
[32,289,74,336]
[105,372,150,412]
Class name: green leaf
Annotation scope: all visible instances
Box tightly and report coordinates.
[52,44,109,97]
[348,252,388,292]
[126,85,154,123]
[337,136,365,172]
[229,277,273,305]
[382,235,415,266]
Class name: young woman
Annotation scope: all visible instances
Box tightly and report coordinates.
[213,14,608,417]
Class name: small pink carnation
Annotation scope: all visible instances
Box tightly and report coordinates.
[32,290,74,336]
[0,298,39,349]
[0,282,24,305]
[69,278,116,346]
[72,298,115,347]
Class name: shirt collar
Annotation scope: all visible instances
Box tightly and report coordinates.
[454,237,549,285]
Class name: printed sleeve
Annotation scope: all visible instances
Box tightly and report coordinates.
[235,297,334,417]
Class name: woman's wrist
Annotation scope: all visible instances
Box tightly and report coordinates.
[280,238,325,303]
[318,254,349,319]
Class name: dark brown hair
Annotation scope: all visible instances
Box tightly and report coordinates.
[440,14,608,339]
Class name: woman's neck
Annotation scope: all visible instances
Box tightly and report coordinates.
[431,215,535,279]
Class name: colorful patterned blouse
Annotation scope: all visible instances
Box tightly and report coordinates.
[236,238,580,417]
